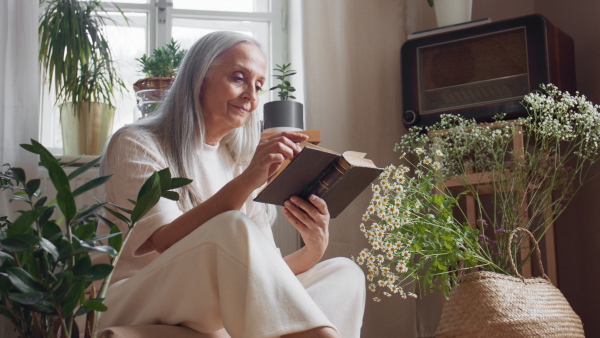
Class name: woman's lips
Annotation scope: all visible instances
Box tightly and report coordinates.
[232,105,250,113]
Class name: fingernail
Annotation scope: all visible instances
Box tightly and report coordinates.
[310,195,317,200]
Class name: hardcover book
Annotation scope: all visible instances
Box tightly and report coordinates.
[254,142,383,218]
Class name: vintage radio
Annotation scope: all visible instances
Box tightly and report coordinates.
[401,14,576,128]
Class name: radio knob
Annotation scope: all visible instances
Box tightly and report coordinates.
[403,110,418,126]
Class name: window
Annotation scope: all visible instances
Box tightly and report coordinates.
[40,0,288,154]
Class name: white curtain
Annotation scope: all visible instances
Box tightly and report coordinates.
[0,1,39,337]
[0,0,40,217]
[299,1,433,337]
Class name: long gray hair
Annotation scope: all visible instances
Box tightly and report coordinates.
[102,31,275,222]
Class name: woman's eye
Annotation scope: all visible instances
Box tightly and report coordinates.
[233,76,244,82]
[256,85,263,92]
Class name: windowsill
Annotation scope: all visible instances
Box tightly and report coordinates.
[55,155,101,166]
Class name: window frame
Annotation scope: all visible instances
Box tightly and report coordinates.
[40,0,289,154]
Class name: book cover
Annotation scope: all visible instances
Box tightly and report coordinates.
[254,143,383,218]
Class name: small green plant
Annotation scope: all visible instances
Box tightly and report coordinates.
[0,141,192,337]
[269,63,297,101]
[136,38,187,78]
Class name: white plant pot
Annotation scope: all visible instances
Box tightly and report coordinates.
[434,0,473,27]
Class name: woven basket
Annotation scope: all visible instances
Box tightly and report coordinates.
[133,77,174,92]
[435,228,584,337]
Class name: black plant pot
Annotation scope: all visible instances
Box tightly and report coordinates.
[263,101,304,132]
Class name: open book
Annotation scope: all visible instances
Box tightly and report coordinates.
[254,142,383,218]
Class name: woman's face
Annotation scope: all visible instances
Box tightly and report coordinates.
[201,43,267,144]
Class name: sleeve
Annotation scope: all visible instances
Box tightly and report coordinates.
[103,129,184,256]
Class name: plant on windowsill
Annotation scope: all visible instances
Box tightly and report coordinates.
[133,38,187,118]
[0,141,192,338]
[263,63,304,133]
[39,0,129,156]
[354,84,596,335]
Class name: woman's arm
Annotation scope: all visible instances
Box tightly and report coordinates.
[148,132,309,253]
[282,195,331,275]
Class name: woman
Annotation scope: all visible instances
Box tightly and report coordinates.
[98,31,365,337]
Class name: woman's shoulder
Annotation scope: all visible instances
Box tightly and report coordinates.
[104,126,166,167]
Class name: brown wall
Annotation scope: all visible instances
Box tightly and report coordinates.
[471,1,600,336]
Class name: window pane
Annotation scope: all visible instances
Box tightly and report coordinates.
[173,0,269,13]
[172,18,270,121]
[104,12,148,133]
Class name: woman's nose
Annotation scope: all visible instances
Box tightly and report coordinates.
[243,86,258,102]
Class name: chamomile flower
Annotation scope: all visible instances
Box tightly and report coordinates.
[384,292,392,297]
[373,297,381,302]
[368,283,377,292]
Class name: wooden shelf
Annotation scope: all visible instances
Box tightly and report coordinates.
[260,129,321,145]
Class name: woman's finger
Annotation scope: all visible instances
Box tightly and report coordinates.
[308,195,329,216]
[284,198,315,225]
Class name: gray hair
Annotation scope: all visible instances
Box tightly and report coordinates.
[103,31,274,222]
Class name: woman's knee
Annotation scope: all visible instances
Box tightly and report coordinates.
[327,257,365,281]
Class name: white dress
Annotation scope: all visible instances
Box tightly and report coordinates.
[96,129,366,338]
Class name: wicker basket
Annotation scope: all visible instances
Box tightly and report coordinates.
[435,228,585,337]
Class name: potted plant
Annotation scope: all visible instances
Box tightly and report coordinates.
[263,63,304,133]
[133,39,186,118]
[427,0,473,27]
[0,141,191,338]
[39,0,128,156]
[355,84,596,335]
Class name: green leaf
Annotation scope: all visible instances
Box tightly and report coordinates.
[39,237,60,261]
[42,221,62,241]
[108,224,123,252]
[8,291,45,305]
[72,203,105,223]
[157,167,171,192]
[7,267,45,293]
[0,251,13,260]
[73,222,97,241]
[9,168,26,184]
[34,196,49,208]
[131,172,162,223]
[6,209,39,236]
[87,264,113,281]
[19,143,36,154]
[168,177,193,190]
[73,255,93,276]
[67,156,102,180]
[62,279,86,316]
[81,299,108,312]
[105,200,133,215]
[72,175,112,197]
[26,179,41,197]
[56,185,77,222]
[1,235,37,252]
[103,207,131,226]
[161,191,179,201]
[31,140,71,194]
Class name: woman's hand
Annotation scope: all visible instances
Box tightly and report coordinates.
[283,194,331,272]
[241,131,308,189]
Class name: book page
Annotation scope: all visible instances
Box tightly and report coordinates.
[342,153,378,168]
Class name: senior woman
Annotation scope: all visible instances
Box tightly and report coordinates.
[97,31,365,337]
